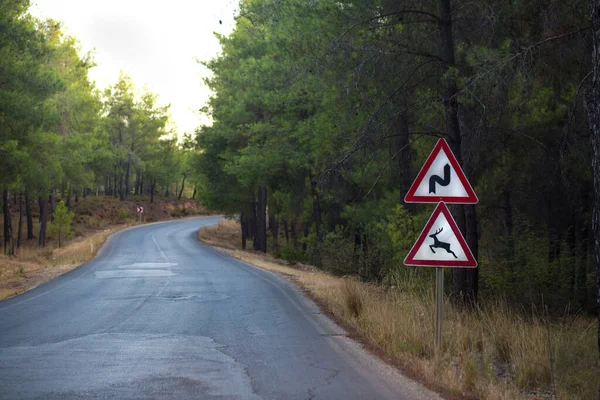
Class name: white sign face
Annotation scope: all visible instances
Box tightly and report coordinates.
[412,212,468,262]
[404,138,478,204]
[137,206,144,213]
[413,149,468,198]
[404,202,477,268]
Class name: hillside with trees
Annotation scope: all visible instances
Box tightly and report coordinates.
[0,0,200,255]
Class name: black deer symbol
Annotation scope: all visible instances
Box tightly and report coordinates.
[429,227,457,258]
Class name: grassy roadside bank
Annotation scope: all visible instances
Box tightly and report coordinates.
[199,219,599,400]
[0,196,211,301]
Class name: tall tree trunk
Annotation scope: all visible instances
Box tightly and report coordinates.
[395,108,413,210]
[309,174,322,238]
[439,0,478,307]
[38,196,47,247]
[178,175,186,200]
[3,190,13,255]
[585,0,600,357]
[25,192,34,240]
[17,194,23,250]
[134,171,140,195]
[302,221,309,252]
[269,215,279,252]
[119,171,124,201]
[150,181,156,203]
[283,220,289,243]
[139,173,144,196]
[49,190,56,221]
[192,185,197,200]
[75,189,79,203]
[291,219,298,248]
[113,166,118,198]
[125,153,131,199]
[241,208,247,250]
[13,191,17,205]
[252,197,260,251]
[257,186,267,253]
[38,197,43,222]
[66,186,71,208]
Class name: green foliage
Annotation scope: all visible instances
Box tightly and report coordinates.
[48,201,74,247]
[117,208,128,220]
[191,0,595,318]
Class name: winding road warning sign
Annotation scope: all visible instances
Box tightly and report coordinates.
[404,202,477,268]
[404,138,478,204]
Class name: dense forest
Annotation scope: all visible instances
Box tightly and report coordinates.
[195,0,599,329]
[0,0,197,251]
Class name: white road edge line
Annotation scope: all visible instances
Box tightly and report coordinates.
[152,234,169,262]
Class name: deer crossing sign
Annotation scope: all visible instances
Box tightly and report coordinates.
[404,202,477,268]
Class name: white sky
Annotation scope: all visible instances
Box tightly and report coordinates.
[30,0,238,136]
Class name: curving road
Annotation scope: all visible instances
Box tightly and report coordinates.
[0,217,439,400]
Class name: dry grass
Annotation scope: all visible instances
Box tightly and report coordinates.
[198,219,241,249]
[0,226,125,300]
[199,220,600,400]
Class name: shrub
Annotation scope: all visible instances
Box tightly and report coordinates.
[47,201,74,248]
[118,208,128,220]
[276,244,306,264]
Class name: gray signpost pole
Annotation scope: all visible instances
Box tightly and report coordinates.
[435,267,443,352]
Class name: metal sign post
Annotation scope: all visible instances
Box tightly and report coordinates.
[403,138,478,355]
[435,267,443,351]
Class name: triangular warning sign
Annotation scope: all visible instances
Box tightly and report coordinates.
[404,202,477,268]
[404,138,478,204]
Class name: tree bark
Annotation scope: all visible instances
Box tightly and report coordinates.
[283,220,289,243]
[49,190,55,221]
[256,186,267,253]
[241,208,247,250]
[269,215,279,252]
[309,174,322,238]
[302,222,309,252]
[119,171,124,201]
[134,170,140,195]
[17,194,23,250]
[192,186,197,200]
[25,192,34,240]
[395,109,413,210]
[439,0,478,307]
[125,152,131,199]
[585,0,600,357]
[291,219,298,248]
[113,166,118,198]
[3,190,13,255]
[150,181,156,203]
[38,196,47,247]
[178,175,186,200]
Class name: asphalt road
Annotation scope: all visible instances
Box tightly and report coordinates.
[0,217,439,400]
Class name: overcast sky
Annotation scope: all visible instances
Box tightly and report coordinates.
[30,0,237,135]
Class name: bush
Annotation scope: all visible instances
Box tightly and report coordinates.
[47,201,74,247]
[276,244,306,264]
[118,208,128,220]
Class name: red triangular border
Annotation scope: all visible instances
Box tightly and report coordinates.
[404,138,478,204]
[404,202,477,268]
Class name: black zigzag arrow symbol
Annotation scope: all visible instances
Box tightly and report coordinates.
[429,164,451,194]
